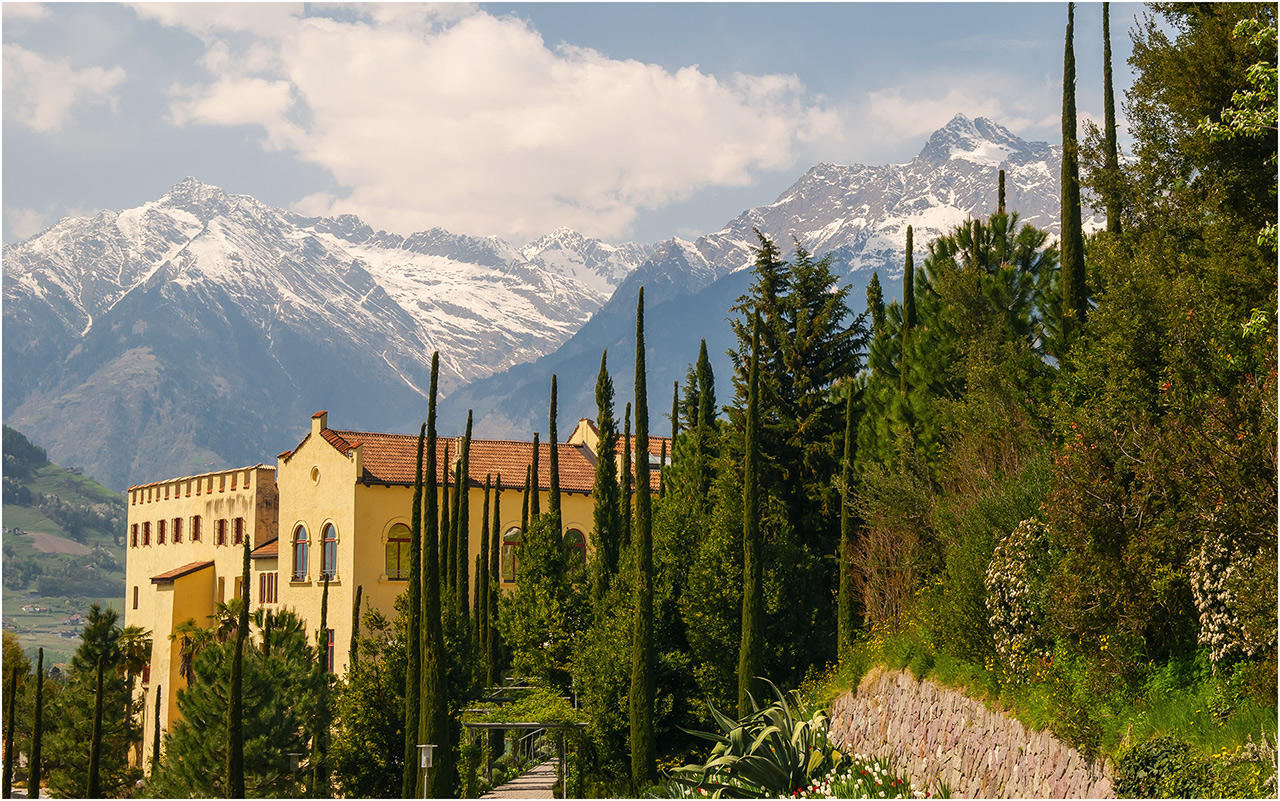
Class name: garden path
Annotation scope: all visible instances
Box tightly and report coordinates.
[480,759,558,799]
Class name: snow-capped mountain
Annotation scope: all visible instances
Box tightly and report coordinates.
[439,114,1094,436]
[2,179,641,489]
[522,227,655,295]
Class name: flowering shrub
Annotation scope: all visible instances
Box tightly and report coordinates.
[1189,530,1275,669]
[984,518,1053,681]
[794,755,943,799]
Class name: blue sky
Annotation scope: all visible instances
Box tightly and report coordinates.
[3,2,1144,246]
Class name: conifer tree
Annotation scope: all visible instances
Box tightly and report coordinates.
[450,460,463,599]
[837,386,859,658]
[671,380,680,441]
[488,474,502,686]
[900,226,916,396]
[457,412,473,617]
[87,655,105,798]
[1060,1,1087,342]
[349,586,362,666]
[402,421,426,799]
[629,288,655,788]
[439,441,452,591]
[4,656,17,798]
[658,441,667,498]
[150,685,160,777]
[478,475,491,658]
[695,340,716,431]
[866,272,885,336]
[548,378,561,532]
[312,574,331,797]
[29,648,42,799]
[693,339,718,505]
[591,351,622,602]
[1102,1,1121,235]
[737,313,764,716]
[530,433,541,519]
[999,169,1007,214]
[420,355,451,798]
[521,465,531,531]
[622,403,633,549]
[227,533,251,798]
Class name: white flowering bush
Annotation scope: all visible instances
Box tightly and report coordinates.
[1189,530,1275,669]
[984,518,1053,681]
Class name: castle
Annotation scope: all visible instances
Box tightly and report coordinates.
[124,409,665,758]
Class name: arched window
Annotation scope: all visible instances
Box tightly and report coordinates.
[501,527,522,583]
[321,523,338,580]
[292,525,309,581]
[385,523,411,580]
[564,529,587,569]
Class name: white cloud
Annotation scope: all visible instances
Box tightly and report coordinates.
[155,6,839,242]
[129,3,303,40]
[3,44,125,133]
[3,4,50,23]
[5,206,53,240]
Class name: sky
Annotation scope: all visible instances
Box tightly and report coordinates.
[2,2,1146,247]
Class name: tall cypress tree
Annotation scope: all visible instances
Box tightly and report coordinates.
[312,575,331,797]
[629,288,656,788]
[548,378,561,533]
[421,354,451,797]
[402,421,427,798]
[450,460,463,599]
[30,648,43,799]
[3,658,18,798]
[227,532,250,798]
[694,340,717,505]
[998,169,1007,214]
[837,386,858,659]
[530,433,541,519]
[1060,1,1087,342]
[621,402,633,550]
[658,441,667,498]
[900,226,916,396]
[439,441,452,591]
[349,586,363,666]
[521,465,531,532]
[738,313,764,716]
[150,685,160,777]
[1102,1,1121,235]
[457,412,474,617]
[591,351,622,603]
[478,475,491,659]
[87,655,105,799]
[488,474,502,687]
[866,272,885,336]
[671,380,680,442]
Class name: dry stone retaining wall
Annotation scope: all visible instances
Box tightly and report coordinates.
[828,668,1114,798]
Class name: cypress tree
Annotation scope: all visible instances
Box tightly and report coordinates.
[521,465,531,532]
[457,412,473,617]
[3,657,17,798]
[421,355,451,797]
[866,272,885,336]
[548,378,561,533]
[450,460,463,599]
[591,351,622,602]
[621,402,633,549]
[694,340,717,504]
[349,585,362,666]
[738,313,764,717]
[1060,1,1087,342]
[402,421,426,798]
[837,386,858,659]
[1102,1,1121,235]
[488,474,502,686]
[227,532,250,798]
[440,441,452,591]
[998,169,1007,214]
[629,287,655,788]
[30,648,43,799]
[87,655,105,798]
[478,475,491,656]
[150,684,160,778]
[900,226,916,396]
[671,380,680,441]
[658,440,667,498]
[312,574,331,797]
[530,433,541,519]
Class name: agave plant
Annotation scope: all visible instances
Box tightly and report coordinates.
[666,678,848,798]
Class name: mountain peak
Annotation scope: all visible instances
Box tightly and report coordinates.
[917,115,1028,167]
[158,177,234,218]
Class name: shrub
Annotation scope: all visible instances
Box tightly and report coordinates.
[1113,734,1213,798]
[985,518,1054,682]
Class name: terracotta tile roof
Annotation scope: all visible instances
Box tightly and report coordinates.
[250,539,279,559]
[151,560,215,584]
[129,464,274,492]
[323,429,599,494]
[620,434,671,459]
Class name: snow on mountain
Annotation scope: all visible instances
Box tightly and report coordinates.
[521,227,654,295]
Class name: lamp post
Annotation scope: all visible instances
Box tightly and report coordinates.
[418,743,435,800]
[287,752,305,796]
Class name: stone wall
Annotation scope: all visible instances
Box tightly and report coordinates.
[827,668,1114,798]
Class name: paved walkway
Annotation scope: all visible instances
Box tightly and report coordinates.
[481,759,559,799]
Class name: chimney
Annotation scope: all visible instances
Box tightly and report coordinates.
[312,410,328,436]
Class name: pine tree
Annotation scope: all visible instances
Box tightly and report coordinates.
[591,351,622,603]
[737,313,764,716]
[312,575,331,797]
[421,354,451,798]
[548,378,561,533]
[622,402,633,550]
[457,412,474,618]
[1060,1,1087,342]
[1102,1,1122,235]
[900,226,916,396]
[29,648,42,799]
[3,655,18,798]
[866,272,885,336]
[402,421,426,798]
[837,385,859,659]
[629,287,655,788]
[530,433,541,519]
[227,534,251,798]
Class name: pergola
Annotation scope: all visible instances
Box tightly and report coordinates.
[461,721,588,800]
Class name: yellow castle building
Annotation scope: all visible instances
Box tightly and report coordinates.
[124,409,667,762]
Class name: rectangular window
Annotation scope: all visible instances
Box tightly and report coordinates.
[216,519,227,546]
[142,522,151,546]
[233,517,244,545]
[326,629,335,673]
[131,524,138,548]
[158,519,166,544]
[142,663,150,685]
[217,577,226,602]
[192,515,202,542]
[173,517,183,543]
[234,576,243,600]
[133,586,139,609]
[259,572,278,604]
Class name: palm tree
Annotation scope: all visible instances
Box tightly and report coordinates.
[169,619,214,686]
[209,598,244,643]
[116,625,151,764]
